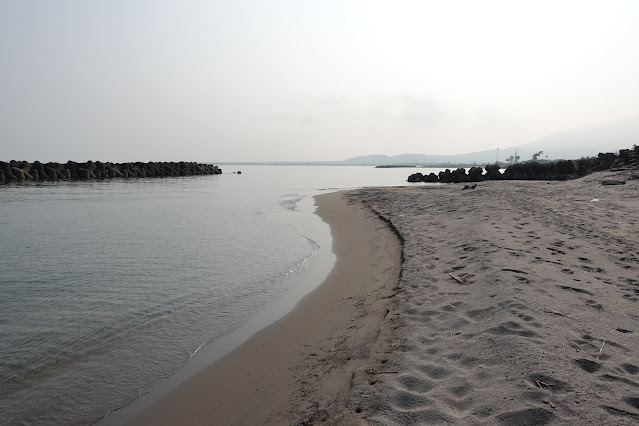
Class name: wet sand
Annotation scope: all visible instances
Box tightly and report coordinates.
[130,191,402,425]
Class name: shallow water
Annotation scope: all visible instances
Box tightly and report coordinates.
[0,165,441,424]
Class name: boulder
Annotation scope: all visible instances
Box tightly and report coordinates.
[46,162,64,172]
[78,168,91,179]
[11,167,25,181]
[556,160,576,178]
[423,173,438,183]
[438,169,453,183]
[468,166,485,182]
[95,161,106,174]
[44,166,58,181]
[144,164,156,177]
[484,163,502,180]
[1,162,17,181]
[66,161,79,179]
[19,167,34,180]
[407,172,424,183]
[594,152,617,171]
[34,161,48,179]
[451,168,468,183]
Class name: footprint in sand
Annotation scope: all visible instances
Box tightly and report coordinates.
[486,321,539,338]
[396,374,435,393]
[573,358,602,373]
[585,299,604,310]
[580,265,605,273]
[496,408,555,425]
[557,285,594,295]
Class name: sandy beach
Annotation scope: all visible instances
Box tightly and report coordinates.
[347,170,639,425]
[132,170,638,425]
[130,191,402,425]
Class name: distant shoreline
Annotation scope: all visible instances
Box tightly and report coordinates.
[216,161,483,168]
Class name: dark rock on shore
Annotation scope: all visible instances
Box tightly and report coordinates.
[0,160,222,184]
[407,172,424,182]
[407,146,638,184]
[502,159,576,181]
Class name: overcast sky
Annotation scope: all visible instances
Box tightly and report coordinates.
[1,1,638,162]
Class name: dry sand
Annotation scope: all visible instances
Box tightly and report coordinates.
[131,192,402,425]
[346,170,639,425]
[133,170,639,425]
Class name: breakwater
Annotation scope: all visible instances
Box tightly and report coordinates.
[0,160,221,183]
[408,146,638,183]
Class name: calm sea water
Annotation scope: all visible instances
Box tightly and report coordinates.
[0,165,441,425]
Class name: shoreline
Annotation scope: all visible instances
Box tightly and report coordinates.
[125,191,402,425]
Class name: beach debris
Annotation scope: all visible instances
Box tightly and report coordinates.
[448,273,466,284]
[542,399,557,409]
[535,380,553,389]
[540,306,575,320]
[589,199,600,202]
[364,367,398,375]
[380,291,398,299]
[597,340,606,359]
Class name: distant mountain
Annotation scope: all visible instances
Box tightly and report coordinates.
[343,115,639,166]
[509,115,639,161]
[342,152,496,166]
[341,154,397,165]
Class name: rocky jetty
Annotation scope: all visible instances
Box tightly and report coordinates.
[408,146,638,183]
[0,161,222,184]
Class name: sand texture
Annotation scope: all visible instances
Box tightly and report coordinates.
[130,192,402,425]
[343,170,639,425]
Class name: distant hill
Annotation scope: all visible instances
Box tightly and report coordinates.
[509,115,639,161]
[343,151,499,166]
[343,115,639,166]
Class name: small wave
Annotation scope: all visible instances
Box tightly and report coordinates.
[188,343,206,360]
[302,234,320,251]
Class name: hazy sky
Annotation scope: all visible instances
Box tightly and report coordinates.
[1,1,638,162]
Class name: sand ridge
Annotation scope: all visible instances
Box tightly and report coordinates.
[343,171,639,425]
